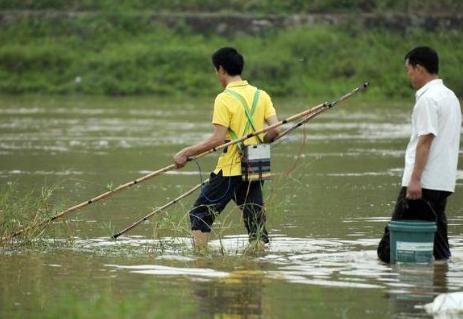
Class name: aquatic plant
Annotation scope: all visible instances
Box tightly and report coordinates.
[0,182,71,247]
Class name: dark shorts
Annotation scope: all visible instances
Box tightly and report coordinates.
[189,170,269,243]
[377,187,452,263]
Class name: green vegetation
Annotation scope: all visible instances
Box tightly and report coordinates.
[0,182,82,247]
[0,1,462,98]
[0,182,57,244]
[0,0,461,14]
[1,13,462,98]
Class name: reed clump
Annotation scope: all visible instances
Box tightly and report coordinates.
[0,182,59,246]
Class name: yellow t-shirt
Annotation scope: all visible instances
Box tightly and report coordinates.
[212,80,276,176]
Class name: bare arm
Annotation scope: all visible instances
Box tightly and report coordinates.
[263,115,280,143]
[407,133,434,199]
[173,124,228,168]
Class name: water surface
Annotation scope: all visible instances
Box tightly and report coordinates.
[1,95,462,318]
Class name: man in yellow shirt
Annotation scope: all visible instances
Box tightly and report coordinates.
[174,47,279,248]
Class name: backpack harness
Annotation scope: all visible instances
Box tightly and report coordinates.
[225,88,271,182]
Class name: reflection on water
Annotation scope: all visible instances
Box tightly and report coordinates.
[1,96,462,318]
[50,234,463,293]
[20,234,460,319]
[192,270,267,319]
[387,263,449,319]
[107,264,229,278]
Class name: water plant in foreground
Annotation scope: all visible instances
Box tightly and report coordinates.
[0,182,67,247]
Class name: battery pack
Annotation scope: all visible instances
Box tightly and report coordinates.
[241,144,271,182]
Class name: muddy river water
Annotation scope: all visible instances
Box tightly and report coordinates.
[0,95,462,318]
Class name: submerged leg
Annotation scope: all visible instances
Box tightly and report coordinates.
[234,181,269,245]
[421,189,451,260]
[189,171,236,249]
[191,230,209,250]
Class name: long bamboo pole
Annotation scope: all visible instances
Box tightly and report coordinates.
[111,179,207,239]
[1,82,368,242]
[1,164,176,241]
[277,82,369,140]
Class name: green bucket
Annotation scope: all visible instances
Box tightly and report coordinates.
[389,220,437,263]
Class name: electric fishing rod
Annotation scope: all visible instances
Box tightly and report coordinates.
[111,179,208,239]
[110,109,315,240]
[1,83,368,242]
[277,82,369,140]
[110,104,320,240]
[111,82,369,239]
[0,163,177,242]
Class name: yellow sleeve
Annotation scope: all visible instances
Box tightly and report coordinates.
[262,90,276,120]
[212,94,230,127]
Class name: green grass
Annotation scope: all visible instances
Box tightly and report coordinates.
[0,13,462,99]
[0,182,88,248]
[0,0,461,14]
[0,182,57,244]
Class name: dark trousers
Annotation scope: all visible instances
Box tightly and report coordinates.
[189,170,269,243]
[377,187,451,263]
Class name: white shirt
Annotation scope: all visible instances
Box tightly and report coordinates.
[402,79,461,192]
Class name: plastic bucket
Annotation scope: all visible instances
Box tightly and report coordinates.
[389,220,437,263]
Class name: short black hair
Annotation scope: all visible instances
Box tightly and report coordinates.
[211,47,244,76]
[405,46,439,74]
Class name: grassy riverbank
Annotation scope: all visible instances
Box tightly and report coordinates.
[1,0,462,14]
[0,13,462,98]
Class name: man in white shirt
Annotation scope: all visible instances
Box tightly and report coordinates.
[378,46,461,263]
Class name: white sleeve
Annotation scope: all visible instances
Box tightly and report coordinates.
[414,98,439,137]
